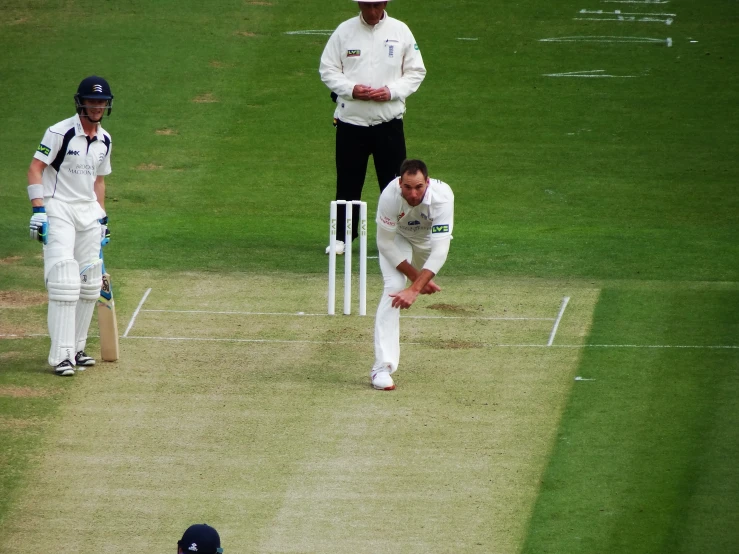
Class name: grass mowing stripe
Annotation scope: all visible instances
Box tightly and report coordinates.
[521,288,739,553]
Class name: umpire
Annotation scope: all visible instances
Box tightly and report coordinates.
[320,0,426,253]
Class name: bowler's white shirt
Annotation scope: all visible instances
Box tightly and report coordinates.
[320,12,426,126]
[33,114,112,203]
[376,177,454,246]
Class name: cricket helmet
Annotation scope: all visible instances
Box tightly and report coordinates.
[178,524,223,554]
[74,75,114,117]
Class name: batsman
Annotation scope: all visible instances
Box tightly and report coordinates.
[26,76,115,376]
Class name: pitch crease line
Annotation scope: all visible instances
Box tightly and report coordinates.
[547,296,570,346]
[123,335,422,345]
[116,336,739,349]
[123,288,152,338]
[141,309,553,321]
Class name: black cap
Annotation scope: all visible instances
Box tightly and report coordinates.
[76,75,113,100]
[178,524,223,554]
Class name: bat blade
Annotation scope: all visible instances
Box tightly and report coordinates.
[97,272,120,361]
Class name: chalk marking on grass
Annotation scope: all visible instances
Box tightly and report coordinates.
[456,37,479,41]
[122,335,423,346]
[2,333,737,350]
[574,15,673,24]
[547,296,570,346]
[540,36,671,46]
[123,288,152,338]
[284,30,334,36]
[142,308,554,321]
[543,69,638,78]
[602,0,669,3]
[579,9,676,16]
[575,376,596,381]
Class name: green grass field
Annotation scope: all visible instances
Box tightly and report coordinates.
[1,1,737,552]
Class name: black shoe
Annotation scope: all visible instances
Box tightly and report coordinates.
[54,360,75,376]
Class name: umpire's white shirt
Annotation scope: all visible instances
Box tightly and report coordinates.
[376,177,455,248]
[33,114,112,203]
[320,11,426,126]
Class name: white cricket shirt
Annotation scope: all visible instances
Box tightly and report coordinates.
[376,177,455,246]
[320,11,426,126]
[33,114,112,203]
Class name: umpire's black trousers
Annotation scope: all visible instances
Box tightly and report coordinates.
[335,118,406,242]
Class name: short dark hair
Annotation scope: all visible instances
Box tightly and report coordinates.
[399,159,428,180]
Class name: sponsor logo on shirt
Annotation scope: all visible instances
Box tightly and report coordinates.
[432,225,449,234]
[388,45,394,58]
[67,149,80,156]
[407,220,420,226]
[380,215,395,227]
[37,143,51,156]
[347,49,360,57]
[68,163,95,176]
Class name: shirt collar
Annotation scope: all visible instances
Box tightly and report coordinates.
[74,113,102,139]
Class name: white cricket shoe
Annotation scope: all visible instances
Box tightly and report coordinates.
[54,360,75,377]
[371,369,396,391]
[75,351,95,369]
[325,240,345,255]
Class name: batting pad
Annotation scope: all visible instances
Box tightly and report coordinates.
[75,259,103,353]
[46,259,80,366]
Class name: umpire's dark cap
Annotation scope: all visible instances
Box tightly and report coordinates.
[178,524,223,553]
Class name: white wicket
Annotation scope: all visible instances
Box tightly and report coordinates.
[328,200,367,315]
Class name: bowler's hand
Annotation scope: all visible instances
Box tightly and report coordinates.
[390,288,420,309]
[420,280,441,295]
[368,86,391,102]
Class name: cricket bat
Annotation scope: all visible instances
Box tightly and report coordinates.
[97,256,120,361]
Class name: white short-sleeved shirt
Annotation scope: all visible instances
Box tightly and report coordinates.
[33,114,112,203]
[376,177,454,246]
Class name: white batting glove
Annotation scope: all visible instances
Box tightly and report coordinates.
[29,207,48,243]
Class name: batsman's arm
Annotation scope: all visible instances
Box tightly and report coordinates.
[27,159,46,208]
[94,175,106,211]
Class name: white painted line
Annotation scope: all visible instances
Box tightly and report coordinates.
[141,308,554,321]
[547,296,571,347]
[123,288,152,338]
[284,30,334,36]
[579,9,676,16]
[543,70,637,78]
[575,376,596,381]
[456,37,479,41]
[123,335,423,346]
[602,0,670,3]
[574,16,673,24]
[2,333,737,350]
[540,36,671,45]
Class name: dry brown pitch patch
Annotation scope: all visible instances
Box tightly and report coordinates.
[0,290,47,309]
[155,128,178,136]
[135,163,164,171]
[0,385,49,398]
[193,92,218,103]
[1,256,23,264]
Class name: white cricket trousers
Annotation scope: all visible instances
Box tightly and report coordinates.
[44,198,105,366]
[373,234,430,374]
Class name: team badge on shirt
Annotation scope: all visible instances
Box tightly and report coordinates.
[347,49,360,57]
[37,143,51,156]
